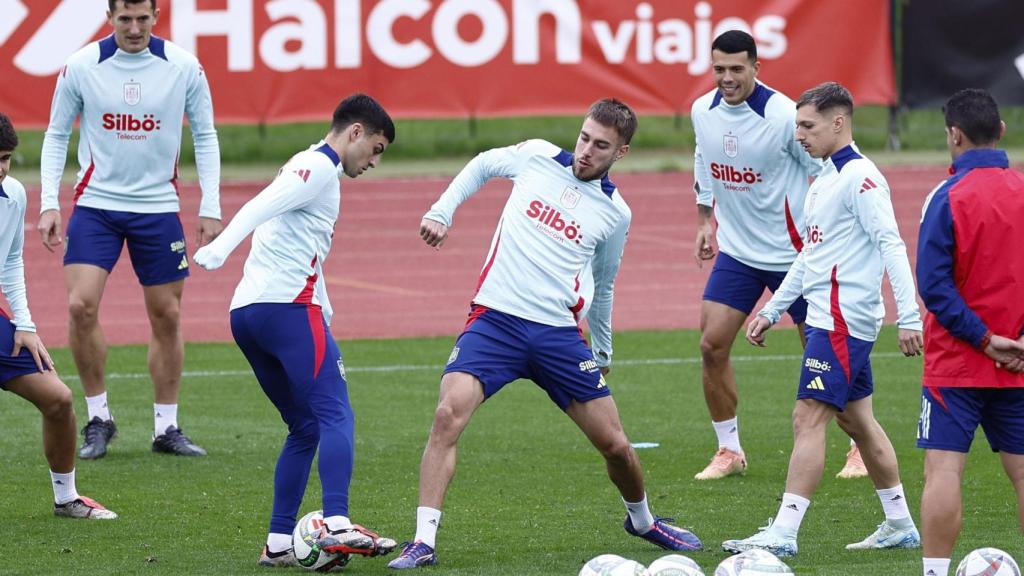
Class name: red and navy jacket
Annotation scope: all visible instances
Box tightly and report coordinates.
[917,148,1024,388]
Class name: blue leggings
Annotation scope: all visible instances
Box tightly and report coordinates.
[231,303,354,534]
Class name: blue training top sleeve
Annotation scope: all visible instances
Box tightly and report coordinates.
[916,188,989,347]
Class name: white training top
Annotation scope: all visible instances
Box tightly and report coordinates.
[424,139,631,367]
[691,82,822,271]
[757,144,922,341]
[0,177,35,332]
[193,143,342,325]
[40,35,220,218]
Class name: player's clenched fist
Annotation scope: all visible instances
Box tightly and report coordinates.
[420,218,449,249]
[192,245,225,271]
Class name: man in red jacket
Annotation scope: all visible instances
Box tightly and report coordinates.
[916,88,1024,576]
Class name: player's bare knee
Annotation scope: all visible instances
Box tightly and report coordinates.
[597,434,633,465]
[67,296,99,326]
[699,333,730,363]
[430,401,467,439]
[147,304,181,330]
[834,412,863,440]
[41,382,74,422]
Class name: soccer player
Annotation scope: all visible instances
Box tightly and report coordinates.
[0,113,116,520]
[689,30,867,480]
[38,0,221,458]
[386,98,702,570]
[193,94,397,567]
[915,89,1024,576]
[722,82,923,557]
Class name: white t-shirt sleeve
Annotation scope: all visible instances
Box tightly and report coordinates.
[851,172,922,330]
[0,188,34,331]
[586,210,630,367]
[757,250,805,325]
[693,142,714,206]
[424,141,534,226]
[194,159,331,270]
[185,60,221,220]
[40,63,84,213]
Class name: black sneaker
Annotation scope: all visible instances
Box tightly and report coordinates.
[152,426,207,456]
[79,417,117,460]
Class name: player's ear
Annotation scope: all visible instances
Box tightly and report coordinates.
[348,123,364,142]
[615,144,630,161]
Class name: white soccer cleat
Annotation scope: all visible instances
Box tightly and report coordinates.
[845,521,920,550]
[722,520,797,558]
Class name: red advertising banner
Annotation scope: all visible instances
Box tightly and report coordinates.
[0,0,894,127]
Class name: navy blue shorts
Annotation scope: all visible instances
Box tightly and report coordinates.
[444,306,610,411]
[0,312,46,390]
[916,386,1024,454]
[797,327,874,411]
[65,206,189,286]
[703,252,808,323]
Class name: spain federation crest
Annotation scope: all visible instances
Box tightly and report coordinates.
[723,134,738,158]
[560,186,582,209]
[123,82,141,106]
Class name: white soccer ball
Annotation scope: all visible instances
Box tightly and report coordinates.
[292,510,350,572]
[715,550,793,576]
[580,554,646,576]
[645,553,704,575]
[956,548,1021,576]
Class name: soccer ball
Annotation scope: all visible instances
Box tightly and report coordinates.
[646,553,704,575]
[715,550,793,576]
[579,554,646,576]
[292,510,350,572]
[956,548,1021,576]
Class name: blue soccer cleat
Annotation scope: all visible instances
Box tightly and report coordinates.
[387,540,438,569]
[624,516,703,551]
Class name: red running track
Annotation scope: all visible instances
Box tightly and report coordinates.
[19,166,949,346]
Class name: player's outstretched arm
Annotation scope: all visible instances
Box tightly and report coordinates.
[419,218,449,249]
[37,210,63,253]
[746,316,772,347]
[897,328,924,357]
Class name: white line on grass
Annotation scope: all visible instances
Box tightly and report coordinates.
[58,352,907,382]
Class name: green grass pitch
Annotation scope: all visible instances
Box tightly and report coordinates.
[0,327,1018,575]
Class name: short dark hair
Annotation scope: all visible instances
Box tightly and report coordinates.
[711,30,757,62]
[796,82,854,116]
[331,93,395,143]
[109,0,156,12]
[587,98,637,145]
[943,88,1001,145]
[0,113,18,152]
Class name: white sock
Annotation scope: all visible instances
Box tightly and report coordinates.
[154,403,178,436]
[623,494,655,534]
[923,557,951,576]
[712,417,741,453]
[51,469,79,505]
[772,493,810,535]
[324,515,352,532]
[267,533,292,554]
[877,484,912,522]
[86,393,111,422]
[415,507,442,548]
